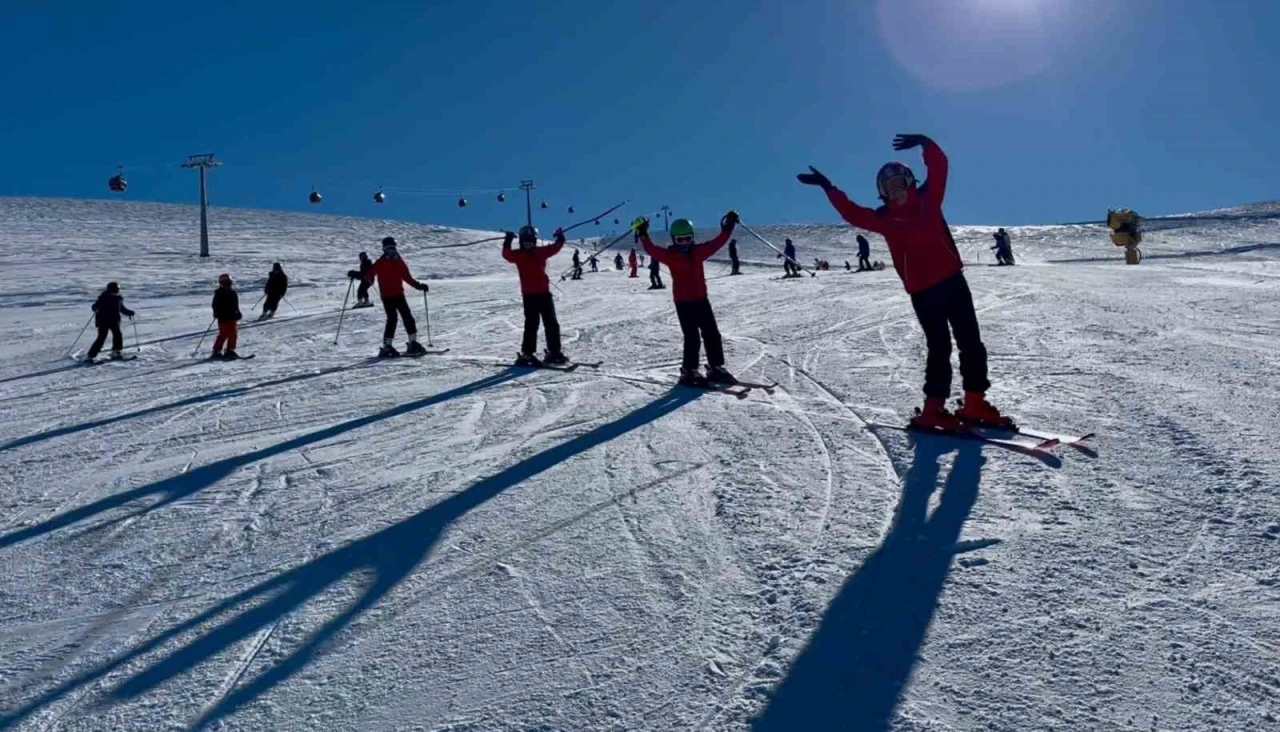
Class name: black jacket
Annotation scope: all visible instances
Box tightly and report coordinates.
[265,270,289,296]
[92,291,134,328]
[212,286,241,322]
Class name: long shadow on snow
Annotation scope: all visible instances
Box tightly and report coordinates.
[1047,240,1280,265]
[0,367,520,551]
[0,361,86,387]
[753,436,988,732]
[0,386,702,731]
[0,359,379,453]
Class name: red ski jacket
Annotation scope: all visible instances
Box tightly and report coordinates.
[365,255,423,298]
[824,140,963,294]
[641,229,731,302]
[502,241,564,295]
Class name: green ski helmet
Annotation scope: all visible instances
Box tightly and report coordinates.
[670,218,696,249]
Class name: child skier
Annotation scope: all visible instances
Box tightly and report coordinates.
[502,225,568,366]
[86,282,135,361]
[211,273,243,359]
[779,238,800,277]
[637,212,739,386]
[798,133,1013,429]
[259,262,288,320]
[351,252,374,307]
[648,256,664,289]
[856,234,872,271]
[614,253,625,271]
[728,238,741,275]
[628,248,639,278]
[364,236,429,357]
[571,250,584,280]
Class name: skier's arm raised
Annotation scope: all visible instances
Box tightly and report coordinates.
[544,228,566,259]
[695,211,738,261]
[893,134,948,208]
[798,166,885,234]
[501,231,517,263]
[635,219,671,266]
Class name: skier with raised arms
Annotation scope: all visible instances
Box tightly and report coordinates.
[798,133,1013,430]
[502,225,568,366]
[637,212,739,386]
[364,236,429,358]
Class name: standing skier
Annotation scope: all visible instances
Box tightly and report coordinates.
[992,228,1015,266]
[571,250,584,280]
[589,254,599,273]
[614,253,625,271]
[259,262,289,320]
[211,273,243,360]
[797,133,1012,429]
[364,236,429,357]
[728,238,741,275]
[648,256,665,289]
[628,248,639,278]
[856,234,872,271]
[779,238,800,277]
[85,282,135,361]
[350,252,374,307]
[638,212,739,386]
[502,225,568,366]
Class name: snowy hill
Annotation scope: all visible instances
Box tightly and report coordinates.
[0,196,1278,731]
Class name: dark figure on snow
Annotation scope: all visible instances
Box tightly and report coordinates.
[211,273,243,359]
[588,254,599,273]
[779,238,800,277]
[259,262,288,320]
[571,249,584,280]
[638,211,739,386]
[799,133,1013,430]
[992,228,1015,266]
[648,255,665,289]
[728,238,741,275]
[628,248,639,278]
[856,234,872,271]
[503,225,568,366]
[86,282,135,361]
[347,252,374,307]
[365,236,429,357]
[614,252,625,271]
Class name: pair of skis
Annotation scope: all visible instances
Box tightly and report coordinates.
[873,418,1094,455]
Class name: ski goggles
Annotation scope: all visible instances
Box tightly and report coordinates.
[672,233,696,247]
[878,174,914,198]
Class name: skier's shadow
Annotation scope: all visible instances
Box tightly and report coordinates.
[0,386,702,731]
[752,436,987,732]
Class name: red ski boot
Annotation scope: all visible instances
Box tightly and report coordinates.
[909,397,962,432]
[956,392,1016,429]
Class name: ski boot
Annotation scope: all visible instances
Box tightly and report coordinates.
[909,397,962,432]
[108,350,124,361]
[543,351,569,366]
[378,339,400,358]
[404,339,427,357]
[706,365,737,385]
[956,392,1015,429]
[678,367,708,388]
[515,352,543,367]
[211,349,224,360]
[223,350,241,360]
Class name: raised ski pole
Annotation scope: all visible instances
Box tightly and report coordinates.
[739,221,817,278]
[67,314,94,356]
[558,199,629,237]
[192,318,216,356]
[333,279,354,345]
[422,291,433,346]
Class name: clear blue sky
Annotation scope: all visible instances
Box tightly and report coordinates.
[2,0,1277,228]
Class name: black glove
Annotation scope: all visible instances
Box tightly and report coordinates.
[796,166,832,190]
[347,269,360,279]
[892,133,931,151]
[721,210,740,230]
[554,228,566,246]
[503,231,516,246]
[416,282,429,292]
[634,217,650,238]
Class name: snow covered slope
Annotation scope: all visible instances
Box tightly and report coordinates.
[0,197,1278,731]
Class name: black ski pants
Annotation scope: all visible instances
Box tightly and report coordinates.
[909,272,990,399]
[263,291,284,314]
[649,270,663,288]
[87,325,123,358]
[356,280,372,303]
[730,256,740,275]
[521,293,561,355]
[858,255,871,271]
[674,298,725,372]
[381,295,417,340]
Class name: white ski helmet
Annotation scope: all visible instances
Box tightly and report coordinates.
[876,162,916,200]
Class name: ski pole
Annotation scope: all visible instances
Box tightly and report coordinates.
[422,290,433,346]
[130,316,140,354]
[334,279,354,345]
[252,293,265,312]
[67,314,93,356]
[739,221,817,278]
[192,318,216,356]
[559,199,629,237]
[283,296,300,314]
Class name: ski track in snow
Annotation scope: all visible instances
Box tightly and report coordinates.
[0,197,1278,731]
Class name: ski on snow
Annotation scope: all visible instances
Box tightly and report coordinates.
[867,421,1061,456]
[79,355,139,365]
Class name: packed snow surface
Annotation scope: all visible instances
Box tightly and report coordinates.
[1,197,1278,731]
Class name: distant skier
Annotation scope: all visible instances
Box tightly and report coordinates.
[798,133,1013,429]
[992,228,1015,266]
[211,273,243,360]
[628,248,639,278]
[365,236,429,357]
[571,249,584,280]
[588,254,599,273]
[638,212,739,386]
[614,252,625,271]
[348,252,374,307]
[648,256,665,289]
[844,260,852,271]
[85,282,135,361]
[856,234,872,271]
[502,225,568,366]
[728,238,741,275]
[259,262,288,320]
[779,238,800,277]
